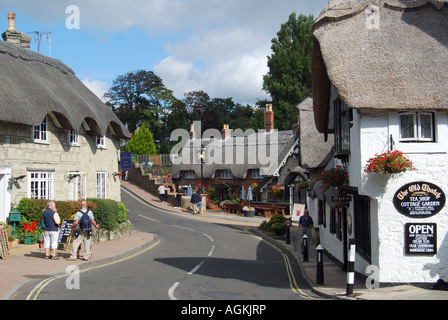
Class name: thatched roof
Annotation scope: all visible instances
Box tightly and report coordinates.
[170,130,296,180]
[0,41,130,138]
[312,0,448,133]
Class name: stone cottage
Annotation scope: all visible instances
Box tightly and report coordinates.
[0,13,130,223]
[312,0,448,284]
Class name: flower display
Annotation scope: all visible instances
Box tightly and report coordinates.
[206,197,219,209]
[317,166,349,191]
[365,150,416,174]
[22,221,39,235]
[19,220,42,243]
[271,185,284,198]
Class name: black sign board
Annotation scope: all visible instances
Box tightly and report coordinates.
[331,196,352,202]
[405,223,437,255]
[393,182,445,218]
[58,220,74,245]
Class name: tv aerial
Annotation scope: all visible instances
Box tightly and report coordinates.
[27,31,52,57]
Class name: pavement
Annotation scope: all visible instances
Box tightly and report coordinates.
[1,179,447,300]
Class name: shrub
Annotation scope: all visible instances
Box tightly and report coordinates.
[257,214,287,236]
[87,198,120,231]
[15,198,125,231]
[117,202,127,224]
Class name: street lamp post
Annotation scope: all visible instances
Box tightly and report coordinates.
[197,144,206,194]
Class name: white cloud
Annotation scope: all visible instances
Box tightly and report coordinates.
[1,0,328,104]
[82,78,109,103]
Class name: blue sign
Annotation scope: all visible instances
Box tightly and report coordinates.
[120,152,132,171]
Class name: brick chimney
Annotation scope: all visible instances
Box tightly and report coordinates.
[264,104,274,133]
[2,12,31,49]
[221,124,231,140]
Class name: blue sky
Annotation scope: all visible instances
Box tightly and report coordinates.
[0,0,328,105]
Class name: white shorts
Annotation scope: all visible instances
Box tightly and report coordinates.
[44,231,59,249]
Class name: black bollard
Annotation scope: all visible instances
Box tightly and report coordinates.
[284,219,291,245]
[316,244,324,285]
[303,234,308,262]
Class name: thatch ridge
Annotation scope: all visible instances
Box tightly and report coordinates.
[0,41,130,138]
[312,0,448,133]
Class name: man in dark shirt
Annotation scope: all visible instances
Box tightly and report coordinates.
[190,190,201,214]
[298,209,314,253]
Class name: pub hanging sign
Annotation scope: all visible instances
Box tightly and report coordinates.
[393,182,446,218]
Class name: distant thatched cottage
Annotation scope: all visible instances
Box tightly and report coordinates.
[312,0,448,285]
[170,105,297,204]
[0,13,130,222]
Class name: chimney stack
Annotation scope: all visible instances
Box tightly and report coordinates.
[221,124,231,140]
[8,12,15,31]
[264,104,274,133]
[2,12,31,49]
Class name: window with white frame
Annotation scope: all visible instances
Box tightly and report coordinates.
[221,169,233,179]
[97,172,106,199]
[28,171,54,199]
[33,118,48,143]
[69,130,80,146]
[399,111,435,142]
[185,170,196,179]
[96,135,106,149]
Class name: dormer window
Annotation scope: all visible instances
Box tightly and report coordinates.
[96,135,106,149]
[221,169,233,179]
[69,130,80,146]
[33,117,48,143]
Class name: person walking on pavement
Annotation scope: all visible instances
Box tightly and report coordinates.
[175,185,183,208]
[190,189,201,214]
[158,184,166,202]
[42,201,61,260]
[67,201,100,261]
[298,209,314,253]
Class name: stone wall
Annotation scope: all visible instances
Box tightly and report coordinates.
[0,118,122,210]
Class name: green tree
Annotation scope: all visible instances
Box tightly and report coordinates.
[125,124,156,155]
[262,13,314,130]
[105,70,164,134]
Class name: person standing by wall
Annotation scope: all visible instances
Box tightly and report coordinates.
[158,184,166,202]
[175,185,183,208]
[42,201,61,260]
[190,189,201,214]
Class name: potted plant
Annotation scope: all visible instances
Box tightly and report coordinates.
[18,220,40,245]
[242,206,255,217]
[365,150,416,175]
[317,166,349,191]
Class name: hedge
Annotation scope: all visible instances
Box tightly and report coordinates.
[15,198,126,231]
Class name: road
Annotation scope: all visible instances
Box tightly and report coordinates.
[13,188,321,300]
